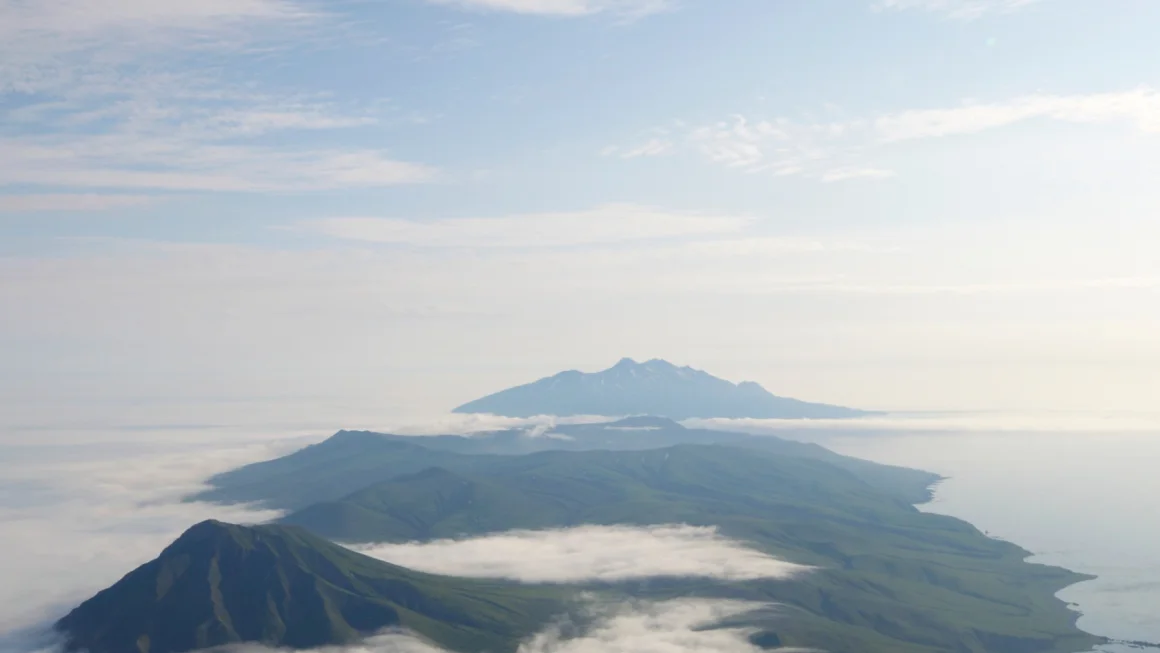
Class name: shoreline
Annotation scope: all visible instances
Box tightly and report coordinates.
[915,475,1109,652]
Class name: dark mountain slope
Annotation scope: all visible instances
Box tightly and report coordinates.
[279,446,1099,653]
[196,419,936,510]
[56,521,567,653]
[453,358,870,419]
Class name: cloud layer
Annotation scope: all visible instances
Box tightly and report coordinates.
[422,0,671,19]
[620,87,1160,181]
[354,525,809,583]
[0,0,433,194]
[0,421,798,653]
[0,427,291,635]
[688,411,1160,435]
[307,205,753,248]
[220,599,781,653]
[874,0,1042,20]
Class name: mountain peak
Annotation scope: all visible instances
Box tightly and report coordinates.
[164,519,243,550]
[57,521,562,653]
[607,358,681,372]
[454,360,870,420]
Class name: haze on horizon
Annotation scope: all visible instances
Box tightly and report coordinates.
[3,0,1160,424]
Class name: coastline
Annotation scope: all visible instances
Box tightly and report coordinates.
[915,475,1107,653]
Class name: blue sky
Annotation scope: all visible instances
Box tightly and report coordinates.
[3,0,1159,420]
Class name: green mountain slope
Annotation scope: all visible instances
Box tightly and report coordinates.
[56,521,568,653]
[196,419,937,510]
[280,445,1102,653]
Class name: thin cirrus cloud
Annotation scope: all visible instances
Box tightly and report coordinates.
[422,0,672,18]
[602,138,675,159]
[0,194,155,212]
[0,0,313,74]
[0,139,437,192]
[307,204,754,247]
[873,0,1042,20]
[629,87,1160,181]
[0,425,290,637]
[0,0,435,194]
[352,524,810,582]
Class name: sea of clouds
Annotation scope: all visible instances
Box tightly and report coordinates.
[0,418,805,653]
[354,524,808,583]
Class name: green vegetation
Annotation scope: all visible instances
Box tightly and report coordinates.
[154,421,1104,653]
[196,418,937,510]
[56,521,570,653]
[279,444,1101,653]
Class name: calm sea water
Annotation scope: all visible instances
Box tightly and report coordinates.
[764,416,1160,652]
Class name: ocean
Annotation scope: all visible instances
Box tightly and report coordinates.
[731,412,1160,652]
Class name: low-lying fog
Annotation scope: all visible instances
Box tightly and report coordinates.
[0,421,796,653]
[2,409,1156,653]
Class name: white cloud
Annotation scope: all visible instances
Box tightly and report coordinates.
[0,140,435,192]
[218,599,787,653]
[306,204,753,247]
[0,194,155,212]
[222,632,447,653]
[3,215,1160,414]
[0,426,292,636]
[0,0,434,193]
[653,88,1160,180]
[422,0,671,19]
[0,422,799,653]
[602,139,674,159]
[874,88,1160,141]
[0,0,312,92]
[688,411,1160,435]
[820,167,895,183]
[517,599,781,653]
[873,0,1041,20]
[0,91,435,191]
[353,525,810,582]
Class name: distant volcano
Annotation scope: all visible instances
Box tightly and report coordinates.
[453,358,871,420]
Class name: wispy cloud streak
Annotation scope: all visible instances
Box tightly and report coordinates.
[422,0,671,19]
[873,0,1042,20]
[307,205,753,247]
[628,87,1160,181]
[0,0,434,193]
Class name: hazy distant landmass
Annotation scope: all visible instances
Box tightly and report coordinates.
[453,358,871,419]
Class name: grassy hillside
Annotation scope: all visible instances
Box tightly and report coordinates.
[280,445,1101,653]
[196,419,937,510]
[56,521,570,653]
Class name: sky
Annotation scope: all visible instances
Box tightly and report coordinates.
[3,0,1160,419]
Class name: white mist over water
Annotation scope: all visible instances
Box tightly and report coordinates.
[718,413,1160,651]
[2,406,1156,653]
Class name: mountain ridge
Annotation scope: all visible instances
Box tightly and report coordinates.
[194,419,936,510]
[452,358,871,420]
[55,520,568,653]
